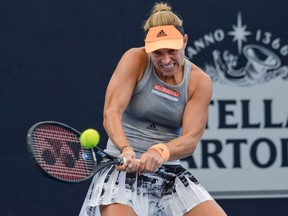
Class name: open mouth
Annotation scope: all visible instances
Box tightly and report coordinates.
[161,63,175,70]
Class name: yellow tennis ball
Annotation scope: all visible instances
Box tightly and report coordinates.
[80,129,100,148]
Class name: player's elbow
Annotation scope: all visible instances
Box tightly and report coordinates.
[186,130,205,152]
[103,107,122,130]
[103,108,113,131]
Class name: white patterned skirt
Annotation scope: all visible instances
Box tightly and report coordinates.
[79,164,213,216]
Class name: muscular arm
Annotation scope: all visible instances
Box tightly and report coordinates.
[166,65,213,160]
[139,65,212,173]
[103,48,147,152]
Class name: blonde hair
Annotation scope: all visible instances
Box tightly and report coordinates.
[143,2,183,31]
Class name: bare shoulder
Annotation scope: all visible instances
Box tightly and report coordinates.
[121,47,148,82]
[188,63,212,99]
[122,47,147,62]
[113,47,148,83]
[190,63,212,83]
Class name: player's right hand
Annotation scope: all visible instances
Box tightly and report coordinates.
[117,147,139,173]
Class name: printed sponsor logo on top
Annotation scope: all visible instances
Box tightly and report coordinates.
[152,84,180,101]
[146,122,158,131]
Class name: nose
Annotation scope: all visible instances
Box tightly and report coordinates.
[161,53,171,64]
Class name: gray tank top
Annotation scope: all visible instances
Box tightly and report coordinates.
[105,56,192,163]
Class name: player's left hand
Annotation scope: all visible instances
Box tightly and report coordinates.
[138,150,163,174]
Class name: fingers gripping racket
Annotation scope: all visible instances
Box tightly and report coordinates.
[27,121,125,183]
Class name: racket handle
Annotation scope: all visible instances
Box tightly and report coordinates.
[119,157,127,165]
[118,157,139,165]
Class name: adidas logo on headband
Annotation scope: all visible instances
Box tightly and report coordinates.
[157,30,167,37]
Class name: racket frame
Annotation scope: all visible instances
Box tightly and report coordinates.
[27,121,124,184]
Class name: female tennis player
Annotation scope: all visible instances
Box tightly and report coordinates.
[80,2,227,216]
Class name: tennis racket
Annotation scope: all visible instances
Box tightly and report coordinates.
[27,121,125,184]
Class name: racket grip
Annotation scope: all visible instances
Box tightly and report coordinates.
[119,157,127,165]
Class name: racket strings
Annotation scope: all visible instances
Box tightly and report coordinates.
[31,124,95,182]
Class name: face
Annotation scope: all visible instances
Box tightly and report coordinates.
[150,37,187,77]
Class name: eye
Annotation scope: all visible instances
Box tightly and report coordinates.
[152,50,161,55]
[168,49,177,54]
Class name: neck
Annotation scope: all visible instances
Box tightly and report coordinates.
[154,65,184,85]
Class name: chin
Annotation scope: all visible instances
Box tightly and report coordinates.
[161,71,177,77]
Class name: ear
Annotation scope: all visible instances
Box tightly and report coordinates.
[183,34,188,48]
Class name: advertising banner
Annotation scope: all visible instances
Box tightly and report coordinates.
[182,12,288,199]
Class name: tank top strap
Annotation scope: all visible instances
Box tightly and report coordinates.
[133,54,152,94]
[183,58,192,102]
